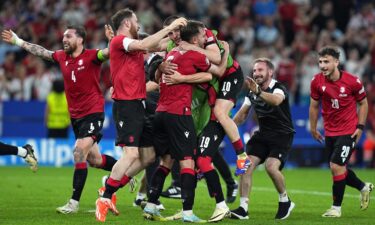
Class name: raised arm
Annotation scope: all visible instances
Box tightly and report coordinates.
[246,77,284,106]
[128,18,187,52]
[97,24,115,60]
[2,30,54,62]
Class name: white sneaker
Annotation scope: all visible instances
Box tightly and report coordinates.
[360,182,374,210]
[56,199,79,214]
[322,207,341,217]
[208,207,230,222]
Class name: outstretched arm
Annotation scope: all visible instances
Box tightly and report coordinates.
[128,18,187,52]
[2,30,54,62]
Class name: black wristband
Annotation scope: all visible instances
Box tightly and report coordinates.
[356,124,365,130]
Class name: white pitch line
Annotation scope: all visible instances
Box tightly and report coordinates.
[252,186,360,198]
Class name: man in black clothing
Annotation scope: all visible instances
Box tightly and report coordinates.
[230,58,295,220]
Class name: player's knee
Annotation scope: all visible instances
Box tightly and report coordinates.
[73,146,87,163]
[124,148,140,160]
[197,156,213,173]
[265,160,279,174]
[213,106,226,119]
[329,162,345,175]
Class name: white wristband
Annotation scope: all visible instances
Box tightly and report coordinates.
[14,38,24,47]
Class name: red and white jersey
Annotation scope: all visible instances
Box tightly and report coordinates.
[52,49,104,119]
[310,71,366,136]
[110,35,146,100]
[157,50,210,115]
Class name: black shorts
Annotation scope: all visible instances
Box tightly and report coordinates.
[113,100,145,147]
[217,65,244,104]
[246,132,294,170]
[197,120,225,158]
[325,135,356,166]
[153,112,197,161]
[71,112,104,143]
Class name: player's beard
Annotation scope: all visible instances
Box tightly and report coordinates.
[130,24,138,39]
[253,74,265,85]
[63,42,76,55]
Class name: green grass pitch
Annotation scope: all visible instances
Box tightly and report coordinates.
[0,167,374,225]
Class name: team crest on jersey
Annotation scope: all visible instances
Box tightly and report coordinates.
[65,61,68,66]
[78,59,83,66]
[234,79,238,84]
[322,86,326,92]
[119,121,124,128]
[184,131,190,138]
[214,135,218,141]
[339,87,347,97]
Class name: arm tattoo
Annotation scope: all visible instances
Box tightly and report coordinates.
[23,42,54,62]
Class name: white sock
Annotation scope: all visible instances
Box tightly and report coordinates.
[17,147,27,158]
[240,197,249,211]
[332,205,341,211]
[216,201,228,209]
[279,191,289,202]
[361,184,368,192]
[69,199,79,206]
[183,210,193,216]
[136,192,146,200]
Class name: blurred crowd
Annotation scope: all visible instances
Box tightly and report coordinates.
[0,0,374,104]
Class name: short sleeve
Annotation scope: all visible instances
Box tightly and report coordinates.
[310,75,320,100]
[205,29,216,47]
[123,37,136,52]
[52,50,64,63]
[352,77,366,101]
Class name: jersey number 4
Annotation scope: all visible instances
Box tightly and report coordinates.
[71,71,76,83]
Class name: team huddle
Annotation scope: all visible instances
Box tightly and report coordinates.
[1,7,373,223]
